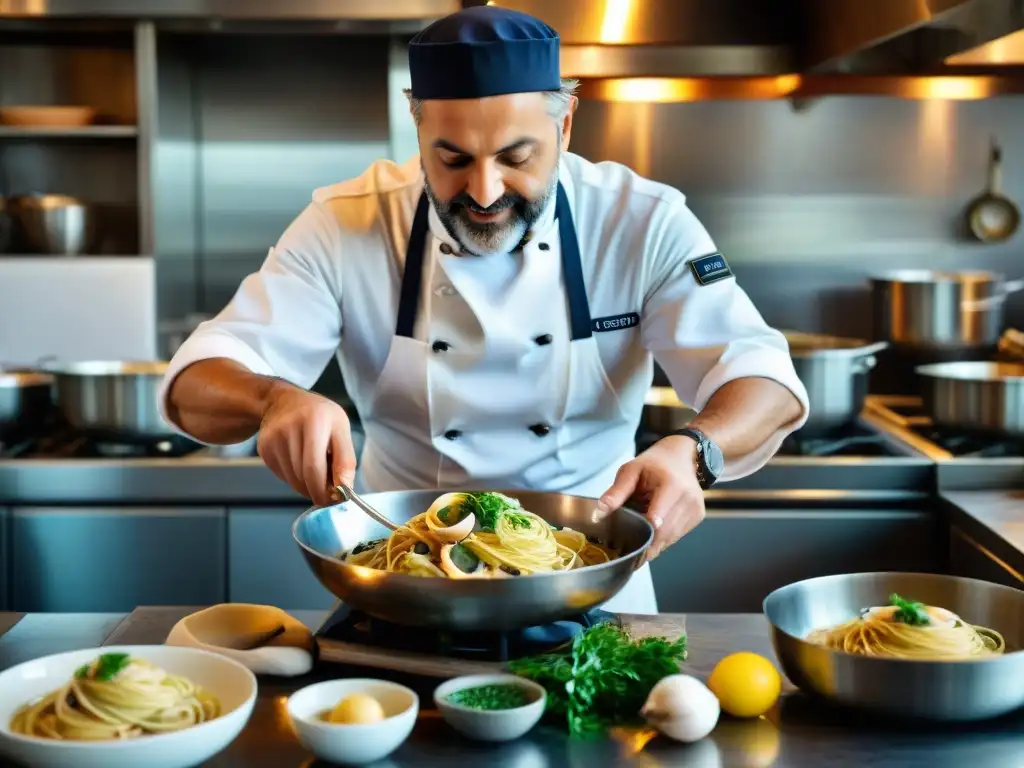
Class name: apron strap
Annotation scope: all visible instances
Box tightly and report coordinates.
[395,192,431,338]
[555,181,593,341]
[395,183,593,341]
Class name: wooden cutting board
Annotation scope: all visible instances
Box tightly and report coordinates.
[316,613,686,678]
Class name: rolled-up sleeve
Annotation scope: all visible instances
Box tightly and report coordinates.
[158,201,344,438]
[639,195,809,480]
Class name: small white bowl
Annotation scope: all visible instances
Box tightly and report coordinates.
[0,645,257,768]
[287,678,418,765]
[433,673,546,742]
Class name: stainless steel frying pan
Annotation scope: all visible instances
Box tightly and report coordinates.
[292,489,654,631]
[916,361,1024,439]
[965,138,1021,244]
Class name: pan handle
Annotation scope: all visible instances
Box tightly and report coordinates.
[962,278,1024,311]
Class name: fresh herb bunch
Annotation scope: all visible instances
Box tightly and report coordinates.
[507,621,687,736]
[459,492,532,532]
[889,593,931,626]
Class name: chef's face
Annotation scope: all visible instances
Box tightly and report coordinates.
[416,91,575,256]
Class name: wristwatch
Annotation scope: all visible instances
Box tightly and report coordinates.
[670,427,724,490]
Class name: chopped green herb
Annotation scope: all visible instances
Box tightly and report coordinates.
[461,492,532,532]
[449,543,480,573]
[437,505,451,523]
[77,653,132,682]
[889,593,930,626]
[447,683,532,711]
[507,621,687,737]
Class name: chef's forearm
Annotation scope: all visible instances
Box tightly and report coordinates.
[165,358,287,444]
[686,377,804,459]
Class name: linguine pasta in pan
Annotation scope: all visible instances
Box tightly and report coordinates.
[806,593,1006,660]
[340,491,619,578]
[10,653,221,741]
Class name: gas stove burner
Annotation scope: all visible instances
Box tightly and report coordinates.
[316,603,616,664]
[780,422,905,458]
[3,429,202,459]
[866,395,1024,459]
[917,429,1024,459]
[91,436,196,459]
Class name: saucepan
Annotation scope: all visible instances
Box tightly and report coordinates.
[784,331,888,436]
[292,489,654,632]
[38,360,177,442]
[870,270,1024,352]
[915,360,1024,439]
[764,572,1024,721]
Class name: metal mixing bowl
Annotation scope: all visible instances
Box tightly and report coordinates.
[293,490,654,632]
[9,194,99,255]
[764,572,1024,721]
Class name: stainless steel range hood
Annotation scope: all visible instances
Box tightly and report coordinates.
[0,0,459,17]
[0,0,461,34]
[462,0,800,77]
[463,0,1024,77]
[801,0,1024,74]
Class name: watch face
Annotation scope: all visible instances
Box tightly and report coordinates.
[702,438,725,480]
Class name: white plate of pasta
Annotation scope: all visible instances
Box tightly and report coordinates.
[0,645,257,768]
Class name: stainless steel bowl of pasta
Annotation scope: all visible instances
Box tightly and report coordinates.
[764,571,1024,721]
[292,490,654,631]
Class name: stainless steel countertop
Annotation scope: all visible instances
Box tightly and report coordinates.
[0,452,934,505]
[2,609,1023,767]
[943,491,1024,581]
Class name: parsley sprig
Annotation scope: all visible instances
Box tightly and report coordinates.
[507,622,687,736]
[889,593,931,626]
[75,653,132,681]
[459,492,532,532]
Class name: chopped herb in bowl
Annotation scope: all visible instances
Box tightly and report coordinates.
[446,682,534,711]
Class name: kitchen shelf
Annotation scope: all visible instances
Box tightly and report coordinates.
[0,125,138,139]
[0,255,151,261]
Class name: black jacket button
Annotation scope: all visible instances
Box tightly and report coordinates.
[534,333,553,346]
[432,340,450,352]
[538,242,550,251]
[444,429,462,440]
[439,243,453,255]
[529,423,551,436]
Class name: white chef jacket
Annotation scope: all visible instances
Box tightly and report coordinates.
[159,151,810,616]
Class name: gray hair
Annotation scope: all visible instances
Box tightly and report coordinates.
[404,78,579,124]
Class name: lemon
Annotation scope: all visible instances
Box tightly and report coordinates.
[707,652,781,718]
[327,692,386,725]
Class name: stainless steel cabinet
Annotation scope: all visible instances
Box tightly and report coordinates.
[950,527,1024,591]
[10,506,227,612]
[227,507,336,610]
[0,506,8,611]
[650,509,940,613]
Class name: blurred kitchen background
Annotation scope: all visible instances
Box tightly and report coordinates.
[3,0,1024,393]
[6,1,1024,614]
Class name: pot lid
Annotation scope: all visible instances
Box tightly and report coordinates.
[784,331,888,358]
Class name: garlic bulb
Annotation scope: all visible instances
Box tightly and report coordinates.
[641,674,720,743]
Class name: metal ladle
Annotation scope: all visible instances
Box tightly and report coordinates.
[334,481,400,532]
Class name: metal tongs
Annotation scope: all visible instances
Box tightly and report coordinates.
[334,481,400,531]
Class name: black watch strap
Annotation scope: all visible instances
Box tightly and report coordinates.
[670,427,724,490]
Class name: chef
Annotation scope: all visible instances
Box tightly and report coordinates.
[158,6,809,615]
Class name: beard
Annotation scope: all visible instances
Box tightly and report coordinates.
[424,160,560,258]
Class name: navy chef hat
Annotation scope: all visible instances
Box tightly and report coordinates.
[408,5,560,100]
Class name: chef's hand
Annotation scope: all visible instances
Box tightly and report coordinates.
[257,384,357,506]
[597,435,705,562]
